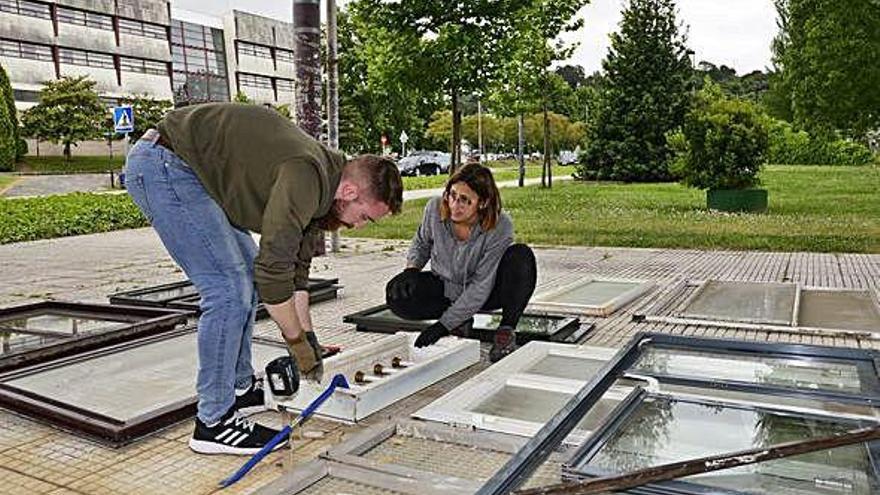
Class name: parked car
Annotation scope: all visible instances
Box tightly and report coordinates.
[558,150,579,166]
[396,151,451,176]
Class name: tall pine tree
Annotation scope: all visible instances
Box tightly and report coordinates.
[578,0,691,182]
[0,63,15,170]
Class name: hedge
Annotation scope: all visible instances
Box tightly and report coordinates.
[0,192,148,244]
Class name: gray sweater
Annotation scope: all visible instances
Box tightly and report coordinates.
[406,197,514,329]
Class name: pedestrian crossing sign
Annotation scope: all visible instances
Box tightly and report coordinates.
[113,105,134,134]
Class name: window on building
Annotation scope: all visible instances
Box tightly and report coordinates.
[56,6,113,31]
[0,39,53,61]
[58,47,114,69]
[170,22,230,106]
[238,73,272,89]
[276,78,294,92]
[118,18,167,40]
[276,48,294,63]
[238,42,272,60]
[120,56,167,76]
[0,0,50,20]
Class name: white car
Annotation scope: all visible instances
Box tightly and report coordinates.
[396,151,451,176]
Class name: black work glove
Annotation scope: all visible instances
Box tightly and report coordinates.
[414,321,449,348]
[387,267,421,302]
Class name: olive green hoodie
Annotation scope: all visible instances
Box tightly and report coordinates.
[158,103,344,304]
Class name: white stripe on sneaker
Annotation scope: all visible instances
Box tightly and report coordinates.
[231,433,250,446]
[216,428,235,441]
[224,432,242,445]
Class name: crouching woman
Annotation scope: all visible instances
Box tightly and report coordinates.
[385,163,537,362]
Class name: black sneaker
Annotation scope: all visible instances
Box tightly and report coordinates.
[189,408,288,455]
[489,326,517,363]
[234,376,268,416]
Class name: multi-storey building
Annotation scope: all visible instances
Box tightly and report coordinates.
[0,0,173,110]
[0,2,297,110]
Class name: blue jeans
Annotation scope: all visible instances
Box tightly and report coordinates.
[124,139,257,424]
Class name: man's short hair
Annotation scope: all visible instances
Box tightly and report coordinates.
[345,154,403,214]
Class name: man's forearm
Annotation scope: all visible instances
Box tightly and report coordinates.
[265,296,306,342]
[293,290,312,333]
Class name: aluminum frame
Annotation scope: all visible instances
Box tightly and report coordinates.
[343,304,588,344]
[0,301,189,373]
[564,389,880,495]
[254,458,473,495]
[0,327,287,446]
[528,277,655,317]
[475,332,880,495]
[108,277,342,317]
[629,333,880,405]
[634,279,880,338]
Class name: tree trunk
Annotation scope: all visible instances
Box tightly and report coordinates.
[451,89,461,174]
[293,0,325,256]
[543,93,551,189]
[517,113,525,187]
[63,142,71,163]
[326,0,340,253]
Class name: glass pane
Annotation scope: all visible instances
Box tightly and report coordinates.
[2,314,125,335]
[524,354,606,381]
[470,385,619,431]
[633,346,866,395]
[545,280,641,306]
[799,290,880,332]
[585,396,877,495]
[681,281,797,325]
[4,333,285,422]
[0,330,63,355]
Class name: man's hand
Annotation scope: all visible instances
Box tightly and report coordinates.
[414,321,449,348]
[387,267,420,301]
[285,331,324,382]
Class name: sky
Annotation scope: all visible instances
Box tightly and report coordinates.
[175,0,779,75]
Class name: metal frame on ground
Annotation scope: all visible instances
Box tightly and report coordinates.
[343,304,587,344]
[634,279,880,339]
[528,276,655,317]
[0,301,189,373]
[0,327,286,446]
[475,332,880,495]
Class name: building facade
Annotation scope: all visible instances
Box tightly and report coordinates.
[0,1,297,110]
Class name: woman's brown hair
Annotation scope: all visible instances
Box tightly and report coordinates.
[439,163,502,231]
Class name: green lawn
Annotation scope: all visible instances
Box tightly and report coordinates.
[348,165,880,253]
[0,175,16,191]
[402,162,551,190]
[16,155,125,174]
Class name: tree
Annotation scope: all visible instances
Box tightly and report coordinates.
[336,5,441,154]
[364,0,531,172]
[490,0,588,186]
[771,0,880,139]
[0,62,20,164]
[117,95,172,140]
[19,76,104,162]
[0,67,14,171]
[555,64,587,90]
[578,0,691,182]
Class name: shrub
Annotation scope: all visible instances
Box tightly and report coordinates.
[16,138,27,158]
[766,119,876,165]
[669,83,769,190]
[0,193,148,244]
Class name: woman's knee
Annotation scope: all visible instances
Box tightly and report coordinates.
[501,244,537,274]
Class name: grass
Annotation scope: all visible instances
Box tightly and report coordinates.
[347,165,880,253]
[16,156,125,174]
[402,161,556,190]
[0,175,17,191]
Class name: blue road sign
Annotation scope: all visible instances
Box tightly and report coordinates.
[113,105,134,134]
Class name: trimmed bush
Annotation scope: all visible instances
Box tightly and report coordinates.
[0,193,148,244]
[766,120,876,165]
[669,83,769,190]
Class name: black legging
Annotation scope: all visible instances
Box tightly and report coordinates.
[386,244,537,329]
